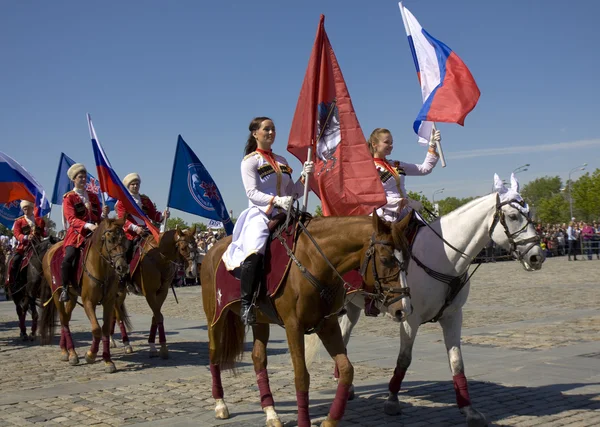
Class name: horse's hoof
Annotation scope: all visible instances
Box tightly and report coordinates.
[348,384,355,401]
[320,418,338,427]
[69,353,79,366]
[104,361,117,374]
[383,397,401,416]
[214,399,229,419]
[85,351,97,364]
[60,350,69,362]
[463,406,488,427]
[124,344,133,354]
[159,345,169,360]
[149,350,159,358]
[110,338,118,348]
[28,333,36,342]
[20,333,28,342]
[264,406,282,427]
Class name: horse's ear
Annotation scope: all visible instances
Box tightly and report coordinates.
[174,228,182,241]
[510,173,520,193]
[189,225,196,236]
[493,173,506,193]
[371,209,387,234]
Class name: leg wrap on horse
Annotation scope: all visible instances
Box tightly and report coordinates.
[102,336,111,362]
[59,327,66,349]
[329,382,351,421]
[17,306,26,334]
[389,367,407,394]
[157,322,166,344]
[296,391,310,427]
[210,364,224,399]
[91,336,100,354]
[62,326,74,350]
[256,369,275,408]
[119,321,129,343]
[149,323,158,343]
[453,373,472,408]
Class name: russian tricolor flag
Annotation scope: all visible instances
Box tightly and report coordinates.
[87,114,160,242]
[0,151,51,219]
[399,2,480,144]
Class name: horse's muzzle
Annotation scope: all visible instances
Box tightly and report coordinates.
[522,246,545,271]
[115,259,129,277]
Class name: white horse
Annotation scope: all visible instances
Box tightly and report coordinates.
[306,173,545,426]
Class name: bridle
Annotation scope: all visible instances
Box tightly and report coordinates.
[99,227,127,279]
[358,233,410,306]
[489,197,540,262]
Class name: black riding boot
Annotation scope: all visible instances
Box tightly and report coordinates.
[240,253,263,326]
[59,259,71,302]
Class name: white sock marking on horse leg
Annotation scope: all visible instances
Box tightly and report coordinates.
[264,405,280,423]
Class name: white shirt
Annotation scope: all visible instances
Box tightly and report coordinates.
[375,151,438,221]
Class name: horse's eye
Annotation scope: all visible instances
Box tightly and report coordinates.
[508,214,518,221]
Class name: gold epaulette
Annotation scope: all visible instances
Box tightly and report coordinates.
[62,190,75,199]
[243,151,260,161]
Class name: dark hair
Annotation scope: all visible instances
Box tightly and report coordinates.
[244,116,273,156]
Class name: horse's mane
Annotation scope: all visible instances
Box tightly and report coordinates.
[441,193,496,220]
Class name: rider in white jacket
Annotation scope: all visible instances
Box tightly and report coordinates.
[368,127,441,222]
[223,116,313,326]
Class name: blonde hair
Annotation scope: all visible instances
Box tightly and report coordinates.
[367,128,391,156]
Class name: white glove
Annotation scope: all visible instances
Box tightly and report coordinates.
[301,160,315,177]
[407,199,423,211]
[429,130,441,148]
[84,223,98,232]
[273,196,293,211]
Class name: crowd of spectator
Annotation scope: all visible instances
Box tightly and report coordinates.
[536,220,600,260]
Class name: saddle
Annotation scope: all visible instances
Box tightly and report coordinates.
[49,240,93,295]
[5,249,34,287]
[212,213,298,326]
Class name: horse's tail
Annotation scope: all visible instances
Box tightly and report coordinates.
[304,333,322,368]
[214,310,245,372]
[40,295,57,345]
[115,300,133,332]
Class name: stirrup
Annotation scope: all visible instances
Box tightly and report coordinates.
[59,288,70,302]
[241,305,257,326]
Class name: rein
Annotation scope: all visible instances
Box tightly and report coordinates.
[413,196,538,323]
[274,207,409,334]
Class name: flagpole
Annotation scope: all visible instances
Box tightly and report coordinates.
[432,123,446,167]
[301,146,313,213]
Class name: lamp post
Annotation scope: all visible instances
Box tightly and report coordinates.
[432,188,445,205]
[568,163,587,219]
[513,163,530,175]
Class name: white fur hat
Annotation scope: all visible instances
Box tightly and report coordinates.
[123,173,141,187]
[20,200,34,209]
[67,163,87,180]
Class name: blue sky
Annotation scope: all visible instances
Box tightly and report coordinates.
[2,0,599,227]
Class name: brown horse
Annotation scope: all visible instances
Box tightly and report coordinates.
[111,227,198,358]
[201,212,411,427]
[0,245,6,298]
[39,218,128,373]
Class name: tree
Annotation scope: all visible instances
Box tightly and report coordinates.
[0,223,12,237]
[45,218,57,237]
[571,169,600,222]
[536,193,570,224]
[190,222,208,232]
[314,205,323,217]
[436,196,476,216]
[167,217,188,230]
[520,176,563,208]
[407,191,435,222]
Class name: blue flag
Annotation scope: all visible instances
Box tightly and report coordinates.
[167,135,233,235]
[0,200,21,228]
[51,152,116,209]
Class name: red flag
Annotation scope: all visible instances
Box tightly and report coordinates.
[288,15,386,216]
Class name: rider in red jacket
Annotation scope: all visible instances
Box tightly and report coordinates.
[9,200,47,287]
[60,163,109,302]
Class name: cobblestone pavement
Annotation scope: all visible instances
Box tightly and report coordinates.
[0,257,599,426]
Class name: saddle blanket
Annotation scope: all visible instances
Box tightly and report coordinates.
[212,222,296,326]
[49,240,92,294]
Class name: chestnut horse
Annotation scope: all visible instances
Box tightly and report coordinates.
[39,218,128,373]
[201,212,411,427]
[111,227,198,358]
